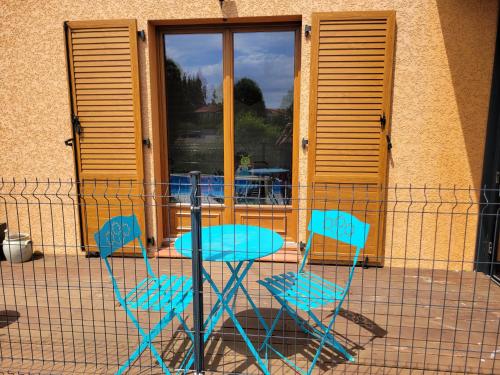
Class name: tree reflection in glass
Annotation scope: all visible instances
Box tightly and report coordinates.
[233,31,295,205]
[164,33,224,203]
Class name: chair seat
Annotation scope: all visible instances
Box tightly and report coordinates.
[125,274,193,313]
[258,271,345,311]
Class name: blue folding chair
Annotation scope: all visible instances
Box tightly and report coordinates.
[257,210,370,375]
[94,214,194,375]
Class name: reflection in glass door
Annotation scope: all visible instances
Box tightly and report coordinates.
[162,26,299,242]
[164,33,224,203]
[233,31,295,206]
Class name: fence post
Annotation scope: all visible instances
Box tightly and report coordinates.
[190,171,204,374]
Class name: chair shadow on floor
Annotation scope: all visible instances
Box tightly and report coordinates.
[0,309,20,329]
[184,307,388,374]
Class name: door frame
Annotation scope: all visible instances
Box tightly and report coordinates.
[476,10,500,279]
[148,17,302,244]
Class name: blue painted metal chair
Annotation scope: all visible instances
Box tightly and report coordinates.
[94,214,194,375]
[257,210,370,375]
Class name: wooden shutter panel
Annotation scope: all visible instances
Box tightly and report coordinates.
[307,12,395,266]
[65,20,146,255]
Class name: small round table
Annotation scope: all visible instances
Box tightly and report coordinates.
[174,224,284,375]
[174,224,283,261]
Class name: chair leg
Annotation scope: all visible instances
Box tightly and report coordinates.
[259,306,284,351]
[148,342,173,375]
[115,333,173,375]
[306,325,354,375]
[116,337,149,375]
[175,311,195,342]
[115,311,176,375]
[327,336,355,362]
[307,310,354,362]
[268,302,354,375]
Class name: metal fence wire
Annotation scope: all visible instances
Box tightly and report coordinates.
[0,178,499,374]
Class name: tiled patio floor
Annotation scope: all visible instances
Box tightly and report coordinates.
[0,255,499,374]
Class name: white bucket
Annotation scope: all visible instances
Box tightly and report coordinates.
[3,231,33,263]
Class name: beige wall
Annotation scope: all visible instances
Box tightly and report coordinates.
[0,0,497,268]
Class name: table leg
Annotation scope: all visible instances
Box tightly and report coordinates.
[203,261,248,339]
[177,262,252,374]
[203,264,271,375]
[226,262,269,332]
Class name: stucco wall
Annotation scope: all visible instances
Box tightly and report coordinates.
[0,0,497,268]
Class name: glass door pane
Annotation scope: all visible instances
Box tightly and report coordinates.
[233,31,295,205]
[164,33,224,203]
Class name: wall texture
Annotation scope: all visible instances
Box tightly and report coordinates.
[0,0,497,268]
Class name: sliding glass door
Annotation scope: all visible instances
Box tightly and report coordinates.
[233,31,295,206]
[164,33,225,203]
[162,25,300,240]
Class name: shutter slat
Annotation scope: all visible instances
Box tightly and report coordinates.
[319,49,386,56]
[75,66,132,73]
[319,55,385,62]
[320,24,387,31]
[316,143,380,150]
[73,36,129,46]
[75,71,132,78]
[319,30,387,37]
[73,54,131,61]
[318,97,382,104]
[319,73,383,80]
[77,105,133,111]
[77,91,132,96]
[319,61,385,68]
[80,145,138,151]
[316,149,379,156]
[317,85,383,91]
[74,60,131,67]
[72,43,131,50]
[77,100,133,105]
[318,103,382,109]
[82,153,136,159]
[319,67,384,73]
[66,19,145,256]
[319,36,387,43]
[317,126,381,133]
[319,43,387,49]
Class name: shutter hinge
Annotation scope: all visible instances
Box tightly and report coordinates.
[147,237,155,246]
[64,138,74,147]
[304,25,312,38]
[487,241,493,255]
[137,30,146,41]
[72,114,82,135]
[143,138,151,148]
[496,170,500,185]
[380,113,386,130]
[363,256,369,269]
[301,137,308,150]
[386,134,393,151]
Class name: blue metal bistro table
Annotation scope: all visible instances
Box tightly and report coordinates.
[174,224,284,375]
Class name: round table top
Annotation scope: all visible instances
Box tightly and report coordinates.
[174,224,284,262]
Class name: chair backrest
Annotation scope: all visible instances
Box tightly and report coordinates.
[94,214,142,258]
[94,214,154,278]
[299,210,370,276]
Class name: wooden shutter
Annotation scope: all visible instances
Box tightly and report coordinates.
[307,12,395,266]
[65,20,146,255]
